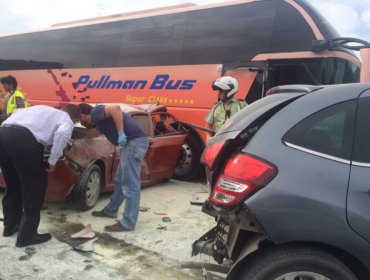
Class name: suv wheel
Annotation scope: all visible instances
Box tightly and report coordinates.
[237,245,357,280]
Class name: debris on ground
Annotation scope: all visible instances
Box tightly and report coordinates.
[190,192,209,206]
[156,225,167,230]
[71,224,96,239]
[162,217,171,222]
[153,211,168,215]
[73,237,99,252]
[139,206,150,212]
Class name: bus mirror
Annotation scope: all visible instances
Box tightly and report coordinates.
[312,40,330,52]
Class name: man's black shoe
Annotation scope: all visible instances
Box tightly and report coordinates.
[3,224,19,237]
[16,233,51,248]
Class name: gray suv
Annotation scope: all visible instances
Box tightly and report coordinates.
[193,83,370,280]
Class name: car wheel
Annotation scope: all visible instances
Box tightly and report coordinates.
[235,245,357,280]
[68,164,102,211]
[173,132,203,181]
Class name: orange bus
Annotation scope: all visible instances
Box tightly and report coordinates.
[0,0,362,180]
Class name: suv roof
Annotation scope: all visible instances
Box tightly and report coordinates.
[267,84,324,95]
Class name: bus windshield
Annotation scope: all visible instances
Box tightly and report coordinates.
[269,58,360,87]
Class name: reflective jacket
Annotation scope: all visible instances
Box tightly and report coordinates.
[4,89,29,115]
[205,99,247,131]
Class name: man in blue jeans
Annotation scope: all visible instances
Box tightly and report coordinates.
[78,103,148,232]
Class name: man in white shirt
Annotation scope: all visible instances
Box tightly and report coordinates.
[0,104,81,247]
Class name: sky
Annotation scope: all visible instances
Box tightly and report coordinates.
[0,0,369,42]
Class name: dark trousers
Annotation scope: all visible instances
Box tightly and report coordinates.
[0,126,47,243]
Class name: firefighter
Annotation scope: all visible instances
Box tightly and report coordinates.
[205,76,247,140]
[0,75,29,122]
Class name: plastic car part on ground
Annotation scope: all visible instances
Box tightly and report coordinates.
[70,224,98,252]
[71,223,96,239]
[73,237,98,252]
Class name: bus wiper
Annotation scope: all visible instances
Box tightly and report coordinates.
[302,63,321,85]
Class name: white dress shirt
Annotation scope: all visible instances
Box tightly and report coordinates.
[3,105,74,165]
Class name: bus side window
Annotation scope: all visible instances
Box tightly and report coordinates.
[268,60,321,87]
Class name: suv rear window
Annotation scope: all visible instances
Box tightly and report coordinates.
[283,100,356,161]
[217,93,303,135]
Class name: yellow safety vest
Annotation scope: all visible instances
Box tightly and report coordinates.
[213,100,246,130]
[5,89,29,115]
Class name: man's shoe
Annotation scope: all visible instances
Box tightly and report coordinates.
[3,224,19,237]
[104,222,132,232]
[92,209,116,218]
[16,233,52,248]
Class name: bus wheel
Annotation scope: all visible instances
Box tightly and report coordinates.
[68,164,102,211]
[173,132,203,181]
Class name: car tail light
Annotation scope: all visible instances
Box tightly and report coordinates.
[201,140,225,169]
[211,153,276,206]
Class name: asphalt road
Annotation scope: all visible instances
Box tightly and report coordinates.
[0,179,226,280]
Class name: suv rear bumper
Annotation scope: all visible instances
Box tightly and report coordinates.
[193,199,267,264]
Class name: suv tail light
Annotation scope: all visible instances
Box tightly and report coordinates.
[201,140,225,169]
[211,153,276,206]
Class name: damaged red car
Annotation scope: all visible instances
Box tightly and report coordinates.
[0,104,188,210]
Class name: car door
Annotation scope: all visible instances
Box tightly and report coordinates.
[145,112,187,184]
[109,111,187,187]
[347,89,370,243]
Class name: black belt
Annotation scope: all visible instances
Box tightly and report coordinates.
[0,124,30,133]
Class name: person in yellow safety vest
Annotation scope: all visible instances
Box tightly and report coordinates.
[0,75,29,122]
[204,76,247,141]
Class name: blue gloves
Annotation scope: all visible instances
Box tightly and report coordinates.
[118,130,127,147]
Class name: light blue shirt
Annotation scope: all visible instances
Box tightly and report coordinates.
[3,105,74,165]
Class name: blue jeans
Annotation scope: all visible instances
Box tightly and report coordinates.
[103,137,148,230]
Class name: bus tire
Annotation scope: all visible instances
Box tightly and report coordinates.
[173,132,203,181]
[68,164,102,211]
